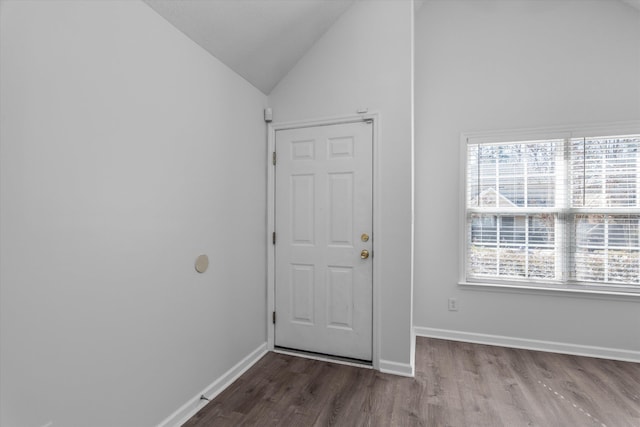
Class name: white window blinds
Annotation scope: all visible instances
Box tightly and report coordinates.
[465,133,640,293]
[466,140,563,282]
[570,135,640,288]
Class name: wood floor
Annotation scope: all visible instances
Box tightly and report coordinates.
[183,337,640,426]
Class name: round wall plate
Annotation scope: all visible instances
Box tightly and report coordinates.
[195,254,209,273]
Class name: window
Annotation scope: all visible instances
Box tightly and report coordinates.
[464,128,640,294]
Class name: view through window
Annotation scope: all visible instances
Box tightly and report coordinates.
[465,133,640,293]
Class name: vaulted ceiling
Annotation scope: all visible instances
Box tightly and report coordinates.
[144,0,355,94]
[145,0,639,95]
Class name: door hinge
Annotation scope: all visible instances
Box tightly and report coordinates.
[272,231,276,244]
[272,152,277,165]
[272,311,276,324]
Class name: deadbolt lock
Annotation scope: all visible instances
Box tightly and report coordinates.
[361,249,370,259]
[361,233,369,242]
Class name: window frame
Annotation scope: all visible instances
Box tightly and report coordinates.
[459,122,640,297]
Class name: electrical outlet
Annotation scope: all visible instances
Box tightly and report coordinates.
[448,298,458,311]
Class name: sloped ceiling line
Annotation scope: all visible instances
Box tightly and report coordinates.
[144,0,356,94]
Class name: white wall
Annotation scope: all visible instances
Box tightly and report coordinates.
[0,1,267,426]
[414,0,640,355]
[269,0,415,371]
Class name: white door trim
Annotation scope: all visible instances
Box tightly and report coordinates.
[267,113,381,370]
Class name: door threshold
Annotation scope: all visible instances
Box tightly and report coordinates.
[274,346,373,369]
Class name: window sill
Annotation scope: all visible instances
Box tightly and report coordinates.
[458,281,640,302]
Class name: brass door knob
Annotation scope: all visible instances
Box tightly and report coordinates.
[361,249,369,259]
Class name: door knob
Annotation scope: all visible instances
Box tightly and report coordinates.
[361,249,369,259]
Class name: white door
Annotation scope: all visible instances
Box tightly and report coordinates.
[274,121,373,361]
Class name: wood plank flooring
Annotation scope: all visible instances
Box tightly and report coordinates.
[183,338,640,426]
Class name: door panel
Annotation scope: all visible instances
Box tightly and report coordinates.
[328,172,354,245]
[291,174,315,244]
[274,121,373,361]
[291,264,314,325]
[326,266,354,329]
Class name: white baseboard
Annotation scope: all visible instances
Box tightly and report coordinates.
[156,343,268,427]
[414,326,640,363]
[379,359,415,377]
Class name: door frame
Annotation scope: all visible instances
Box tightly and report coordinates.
[267,113,381,370]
